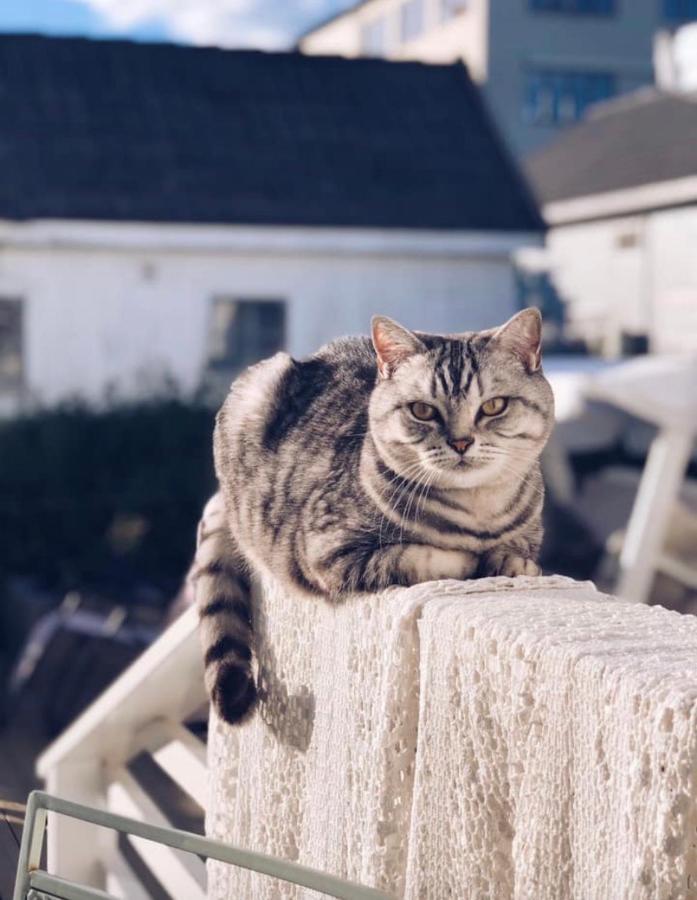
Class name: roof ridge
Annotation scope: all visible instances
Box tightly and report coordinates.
[0,32,541,233]
[586,86,667,120]
[0,30,463,72]
[0,30,274,55]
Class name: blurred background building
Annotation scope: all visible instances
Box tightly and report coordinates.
[300,0,669,157]
[526,24,697,356]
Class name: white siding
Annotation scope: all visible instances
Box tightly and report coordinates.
[648,206,697,355]
[300,0,488,74]
[300,13,363,57]
[545,205,697,357]
[0,222,535,408]
[546,215,649,355]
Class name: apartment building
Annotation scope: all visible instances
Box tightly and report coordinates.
[300,0,693,156]
[525,25,697,356]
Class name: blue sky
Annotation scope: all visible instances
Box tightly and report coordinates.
[0,0,354,49]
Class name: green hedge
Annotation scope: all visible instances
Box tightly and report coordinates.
[0,397,217,604]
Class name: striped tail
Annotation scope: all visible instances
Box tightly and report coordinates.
[194,493,257,724]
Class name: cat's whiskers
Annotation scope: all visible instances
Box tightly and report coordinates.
[396,468,435,548]
[375,459,428,548]
[375,458,432,546]
[389,466,432,544]
[399,471,428,542]
[414,466,439,528]
[483,457,546,502]
[425,447,545,506]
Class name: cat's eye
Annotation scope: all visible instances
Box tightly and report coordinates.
[409,402,437,422]
[480,397,508,417]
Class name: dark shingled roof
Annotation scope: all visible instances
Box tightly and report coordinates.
[526,89,697,206]
[0,33,542,231]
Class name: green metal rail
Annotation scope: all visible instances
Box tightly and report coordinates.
[14,791,392,900]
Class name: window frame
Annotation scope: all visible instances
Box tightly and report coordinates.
[204,297,287,381]
[662,0,697,20]
[441,0,469,22]
[528,0,617,15]
[400,0,425,42]
[360,15,387,54]
[522,67,617,127]
[0,296,24,393]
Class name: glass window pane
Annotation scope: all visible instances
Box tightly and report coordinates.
[523,69,616,125]
[663,0,697,19]
[206,299,286,376]
[441,0,468,23]
[0,298,23,389]
[360,17,386,54]
[400,0,424,41]
[529,0,615,12]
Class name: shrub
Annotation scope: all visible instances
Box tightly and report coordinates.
[0,397,217,605]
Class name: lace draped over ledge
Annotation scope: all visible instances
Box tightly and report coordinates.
[206,575,697,899]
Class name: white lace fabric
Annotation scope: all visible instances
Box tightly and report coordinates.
[207,575,697,899]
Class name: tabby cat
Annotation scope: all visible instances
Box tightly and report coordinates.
[196,310,554,724]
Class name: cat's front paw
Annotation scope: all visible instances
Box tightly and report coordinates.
[485,553,541,578]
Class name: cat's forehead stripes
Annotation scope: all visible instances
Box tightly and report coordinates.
[430,338,482,400]
[462,340,482,396]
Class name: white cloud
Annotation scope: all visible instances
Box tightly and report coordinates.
[69,0,351,49]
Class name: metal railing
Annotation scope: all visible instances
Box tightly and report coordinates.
[14,791,391,900]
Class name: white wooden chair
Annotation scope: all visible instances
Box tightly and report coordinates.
[14,791,391,900]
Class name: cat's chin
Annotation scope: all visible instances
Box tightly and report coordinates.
[432,463,497,490]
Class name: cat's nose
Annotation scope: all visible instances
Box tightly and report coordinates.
[448,436,474,455]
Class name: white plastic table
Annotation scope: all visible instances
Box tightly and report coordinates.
[586,354,697,604]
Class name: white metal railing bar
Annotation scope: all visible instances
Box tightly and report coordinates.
[14,792,393,900]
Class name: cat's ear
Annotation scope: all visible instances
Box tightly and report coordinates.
[492,308,542,373]
[371,316,425,378]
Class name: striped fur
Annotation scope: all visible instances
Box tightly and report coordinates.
[195,494,256,723]
[199,310,555,724]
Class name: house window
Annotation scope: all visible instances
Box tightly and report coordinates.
[206,299,286,378]
[360,17,386,54]
[441,0,469,21]
[0,298,23,390]
[400,0,424,41]
[523,69,616,125]
[664,0,697,19]
[529,0,615,11]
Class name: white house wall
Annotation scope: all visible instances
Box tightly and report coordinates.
[646,206,697,355]
[0,222,534,407]
[300,0,489,78]
[545,206,697,356]
[546,215,648,356]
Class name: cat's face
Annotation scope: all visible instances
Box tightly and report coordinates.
[368,311,555,490]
